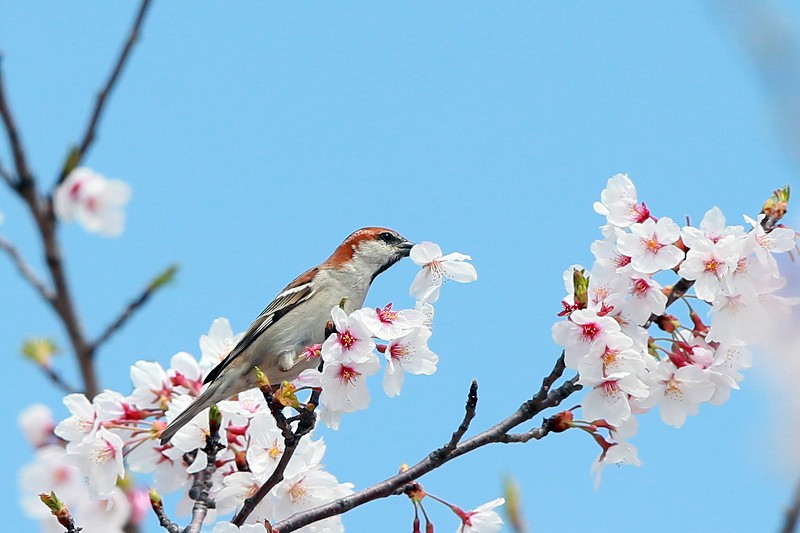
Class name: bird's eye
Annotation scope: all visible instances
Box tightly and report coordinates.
[379,231,397,243]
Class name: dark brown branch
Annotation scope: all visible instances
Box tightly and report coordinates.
[272,357,581,533]
[499,418,553,443]
[0,235,54,302]
[0,157,15,187]
[781,476,800,533]
[151,499,180,533]
[232,386,322,526]
[56,0,154,186]
[40,365,77,395]
[443,379,478,454]
[92,264,178,353]
[0,53,34,189]
[184,410,223,533]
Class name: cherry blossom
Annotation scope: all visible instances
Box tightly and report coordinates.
[321,307,376,364]
[382,327,439,397]
[552,309,621,369]
[681,206,743,248]
[616,217,683,274]
[640,362,715,428]
[18,403,55,447]
[577,332,646,381]
[54,394,97,451]
[264,468,353,532]
[744,214,797,270]
[54,167,132,237]
[579,372,648,425]
[593,173,649,228]
[409,241,477,303]
[67,427,125,499]
[212,523,271,533]
[200,317,244,372]
[454,497,505,533]
[130,360,172,410]
[677,235,740,302]
[354,303,425,340]
[319,354,381,413]
[591,441,641,489]
[165,394,217,472]
[622,272,667,324]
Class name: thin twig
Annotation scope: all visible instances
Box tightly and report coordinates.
[55,0,154,186]
[184,410,223,533]
[92,264,177,353]
[151,500,180,533]
[781,476,800,533]
[232,386,322,526]
[0,235,54,302]
[40,365,77,395]
[0,52,33,189]
[272,358,581,533]
[443,379,479,454]
[499,417,554,443]
[0,157,15,187]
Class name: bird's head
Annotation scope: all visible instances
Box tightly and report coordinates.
[325,227,414,280]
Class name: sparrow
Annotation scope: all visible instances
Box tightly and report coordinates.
[160,227,414,444]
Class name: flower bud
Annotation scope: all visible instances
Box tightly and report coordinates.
[21,338,59,367]
[275,382,299,408]
[40,491,77,531]
[208,405,222,434]
[550,410,574,433]
[656,314,680,333]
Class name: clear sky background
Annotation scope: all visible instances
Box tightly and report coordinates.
[2,2,800,532]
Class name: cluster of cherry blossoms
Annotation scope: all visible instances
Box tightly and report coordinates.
[552,174,797,485]
[19,241,491,532]
[53,167,131,237]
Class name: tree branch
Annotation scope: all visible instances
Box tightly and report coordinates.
[0,52,34,189]
[39,365,77,395]
[0,235,54,302]
[442,379,479,454]
[272,356,581,533]
[781,476,800,533]
[55,0,154,186]
[91,264,178,353]
[184,410,223,533]
[0,157,15,187]
[231,384,322,526]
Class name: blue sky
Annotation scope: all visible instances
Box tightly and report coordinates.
[2,2,800,532]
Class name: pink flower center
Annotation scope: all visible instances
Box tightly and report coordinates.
[54,466,72,484]
[377,303,398,324]
[580,322,600,342]
[643,236,664,254]
[69,181,83,199]
[665,376,683,399]
[339,331,356,350]
[630,202,650,223]
[601,381,620,395]
[704,258,721,274]
[603,347,619,368]
[338,364,360,384]
[614,254,632,267]
[289,478,307,502]
[631,278,650,296]
[301,344,322,360]
[389,343,410,360]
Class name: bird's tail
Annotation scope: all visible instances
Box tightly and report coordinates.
[160,382,225,445]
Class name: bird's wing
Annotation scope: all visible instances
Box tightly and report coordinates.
[202,267,319,384]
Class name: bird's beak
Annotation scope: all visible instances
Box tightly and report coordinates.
[398,240,414,257]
